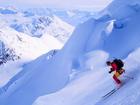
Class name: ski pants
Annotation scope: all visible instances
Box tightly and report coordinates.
[113,71,121,84]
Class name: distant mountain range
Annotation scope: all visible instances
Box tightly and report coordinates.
[24,8,96,26]
[0,6,94,64]
[0,7,74,43]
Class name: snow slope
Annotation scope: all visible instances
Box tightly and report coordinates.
[1,0,140,105]
[25,8,95,26]
[102,0,140,58]
[33,0,140,105]
[0,27,63,89]
[0,27,63,60]
[42,15,74,43]
[33,48,140,105]
[0,17,98,105]
[0,7,74,43]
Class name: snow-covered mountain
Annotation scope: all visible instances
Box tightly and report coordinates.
[0,26,63,88]
[0,7,72,89]
[0,7,74,43]
[33,0,140,105]
[24,8,95,26]
[0,27,63,60]
[33,49,140,105]
[1,0,140,105]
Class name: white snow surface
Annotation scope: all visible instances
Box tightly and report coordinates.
[33,0,140,105]
[0,27,63,60]
[0,27,63,88]
[33,48,140,105]
[1,0,140,105]
[0,8,74,43]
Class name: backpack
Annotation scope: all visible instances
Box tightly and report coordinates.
[113,59,124,70]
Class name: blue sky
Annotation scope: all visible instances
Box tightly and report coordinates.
[0,0,112,10]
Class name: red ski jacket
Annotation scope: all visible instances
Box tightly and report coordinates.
[111,62,118,71]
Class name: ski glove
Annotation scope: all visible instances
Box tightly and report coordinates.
[108,70,112,73]
[109,68,113,73]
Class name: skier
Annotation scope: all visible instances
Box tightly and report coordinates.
[106,59,125,87]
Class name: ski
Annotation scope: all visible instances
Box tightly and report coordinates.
[100,76,134,101]
[102,82,126,100]
[102,88,117,99]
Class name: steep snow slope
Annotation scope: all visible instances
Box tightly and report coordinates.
[74,0,140,59]
[0,50,70,105]
[103,13,140,58]
[0,60,23,87]
[33,48,140,105]
[42,15,74,42]
[0,27,63,88]
[0,15,108,105]
[1,0,140,105]
[102,0,140,58]
[32,0,140,105]
[0,17,97,105]
[0,27,63,60]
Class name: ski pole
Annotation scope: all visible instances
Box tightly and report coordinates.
[123,75,134,80]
